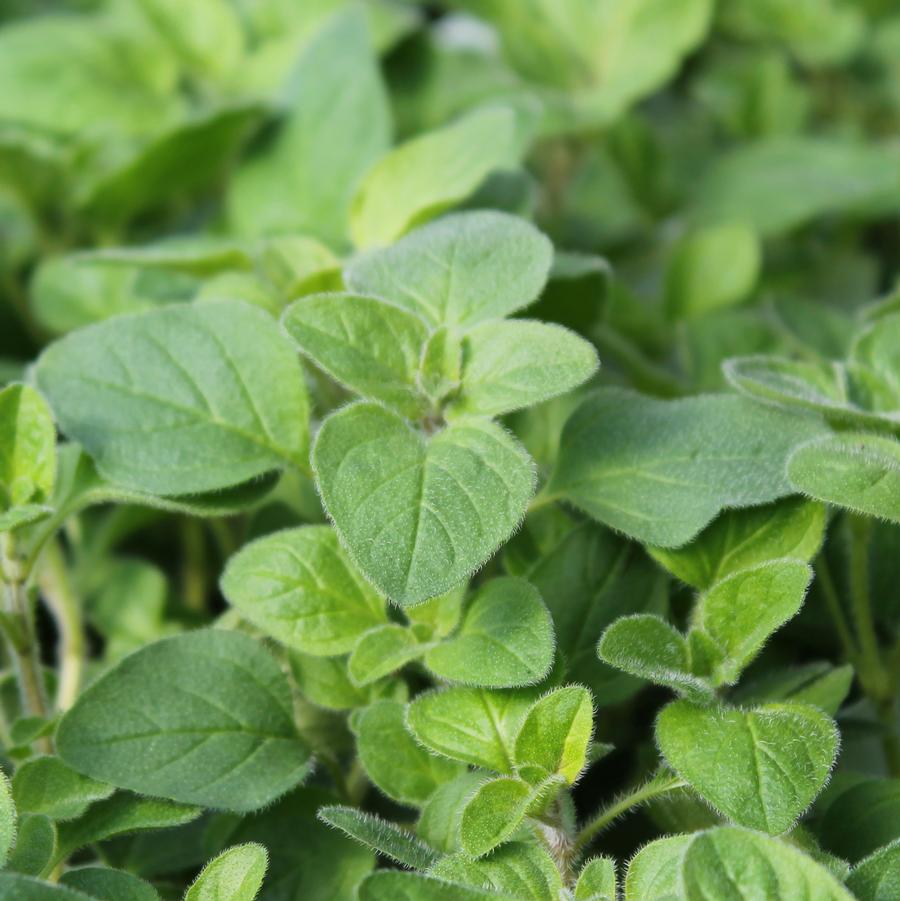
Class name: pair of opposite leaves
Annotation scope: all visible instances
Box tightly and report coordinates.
[35,211,599,607]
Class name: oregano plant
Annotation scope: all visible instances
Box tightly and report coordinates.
[0,2,899,899]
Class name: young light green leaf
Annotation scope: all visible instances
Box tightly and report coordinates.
[346,210,552,329]
[0,772,14,868]
[656,700,839,834]
[318,806,438,870]
[788,433,900,524]
[693,560,812,685]
[448,320,599,418]
[313,402,534,605]
[12,757,114,822]
[355,700,462,806]
[228,9,390,248]
[846,839,900,901]
[289,652,378,712]
[434,840,564,900]
[350,106,518,248]
[220,525,386,656]
[459,776,533,858]
[598,615,713,701]
[418,326,463,405]
[547,389,827,547]
[358,870,504,901]
[680,826,855,899]
[184,844,267,901]
[0,383,55,514]
[348,625,424,687]
[56,630,311,811]
[60,867,160,901]
[35,300,309,496]
[624,834,691,901]
[666,223,760,319]
[416,773,483,856]
[424,578,554,688]
[513,686,593,785]
[649,498,826,590]
[406,686,533,772]
[281,292,429,418]
[6,814,55,877]
[575,856,617,900]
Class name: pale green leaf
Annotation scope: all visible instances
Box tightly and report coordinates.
[0,772,14,868]
[56,630,311,811]
[448,320,599,418]
[12,757,114,822]
[349,625,424,686]
[350,106,518,248]
[36,300,309,496]
[281,292,429,418]
[459,777,533,858]
[313,402,534,605]
[625,834,691,901]
[417,773,487,856]
[656,700,839,834]
[788,433,900,524]
[424,578,554,688]
[575,856,617,901]
[0,383,55,512]
[548,388,826,547]
[220,525,386,656]
[289,652,379,711]
[346,210,552,329]
[184,844,267,901]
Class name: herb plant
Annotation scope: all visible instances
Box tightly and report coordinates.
[0,1,899,899]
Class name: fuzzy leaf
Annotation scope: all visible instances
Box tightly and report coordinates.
[318,806,437,870]
[313,402,534,605]
[788,433,900,524]
[12,757,114,822]
[6,814,55,877]
[448,320,598,418]
[513,686,593,785]
[184,844,267,901]
[625,834,691,901]
[656,700,839,834]
[220,525,386,656]
[349,625,424,686]
[281,293,430,418]
[0,773,14,868]
[424,578,554,688]
[346,210,553,329]
[56,630,311,811]
[355,700,462,806]
[350,107,518,248]
[35,300,309,496]
[548,389,826,547]
[0,383,55,514]
[575,856,617,900]
[847,839,900,901]
[459,777,533,858]
[358,870,505,901]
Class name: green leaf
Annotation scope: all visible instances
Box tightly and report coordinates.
[350,106,518,248]
[60,867,160,901]
[313,402,534,605]
[417,773,486,855]
[598,615,713,701]
[0,383,55,514]
[693,560,812,685]
[624,834,691,901]
[35,300,309,497]
[424,578,554,688]
[56,630,311,812]
[548,389,826,547]
[7,814,55,877]
[448,320,599,418]
[819,778,900,863]
[228,9,390,248]
[575,856,617,900]
[348,625,424,686]
[656,700,839,834]
[680,827,855,899]
[513,686,593,785]
[648,498,826,590]
[0,874,93,900]
[666,224,761,319]
[459,776,533,858]
[732,662,854,716]
[346,211,552,329]
[289,652,376,711]
[847,839,900,901]
[55,793,202,862]
[355,700,462,806]
[406,686,534,772]
[359,870,505,901]
[79,237,253,278]
[318,806,437,870]
[434,840,564,900]
[0,772,14,868]
[220,525,386,656]
[12,757,114,822]
[281,292,429,418]
[184,844,267,901]
[788,433,900,524]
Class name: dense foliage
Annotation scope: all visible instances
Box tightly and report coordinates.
[0,0,899,898]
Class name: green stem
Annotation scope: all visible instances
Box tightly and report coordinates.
[574,770,686,854]
[815,554,858,663]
